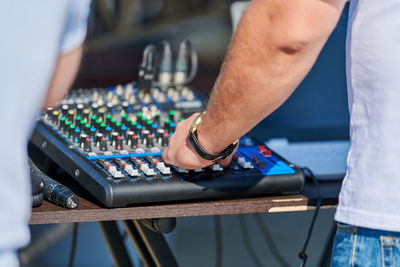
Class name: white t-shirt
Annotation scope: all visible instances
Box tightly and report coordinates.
[0,1,90,265]
[335,0,400,231]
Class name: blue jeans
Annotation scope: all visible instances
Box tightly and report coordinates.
[331,223,400,266]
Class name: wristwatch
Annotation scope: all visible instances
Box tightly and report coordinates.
[188,112,239,162]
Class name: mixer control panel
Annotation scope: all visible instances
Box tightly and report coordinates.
[30,84,304,207]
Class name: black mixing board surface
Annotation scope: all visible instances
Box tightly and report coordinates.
[30,83,304,207]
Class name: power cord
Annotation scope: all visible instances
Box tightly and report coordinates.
[238,215,263,267]
[298,167,322,267]
[214,215,223,267]
[68,223,79,267]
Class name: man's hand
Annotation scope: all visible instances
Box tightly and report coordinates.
[161,113,236,170]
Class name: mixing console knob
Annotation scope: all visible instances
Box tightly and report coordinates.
[84,124,91,135]
[90,115,97,124]
[95,133,103,146]
[110,118,117,127]
[99,123,106,134]
[106,102,113,112]
[168,110,175,121]
[52,110,60,124]
[146,120,153,130]
[78,120,85,130]
[90,127,96,139]
[128,95,136,104]
[130,120,138,132]
[111,95,119,106]
[122,101,129,113]
[126,131,134,145]
[154,112,161,124]
[126,83,134,95]
[111,132,119,146]
[126,117,132,127]
[210,164,223,172]
[92,91,99,102]
[105,126,112,139]
[76,104,84,115]
[115,136,123,151]
[73,129,81,142]
[68,124,76,138]
[67,110,75,122]
[84,137,92,152]
[94,119,101,129]
[91,103,99,112]
[142,130,150,143]
[64,121,71,134]
[100,137,108,151]
[141,117,148,127]
[164,119,171,132]
[105,114,112,125]
[146,134,154,148]
[80,134,88,147]
[169,123,176,133]
[115,85,124,95]
[75,115,82,124]
[98,108,106,121]
[83,108,91,121]
[162,132,169,147]
[61,105,69,116]
[45,107,53,119]
[107,91,113,101]
[156,129,165,141]
[131,135,139,148]
[59,116,66,131]
[151,124,158,135]
[120,125,127,138]
[121,112,128,125]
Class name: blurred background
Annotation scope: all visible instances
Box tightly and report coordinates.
[26,0,350,266]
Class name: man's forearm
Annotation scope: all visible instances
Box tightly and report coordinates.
[197,0,346,154]
[43,45,83,108]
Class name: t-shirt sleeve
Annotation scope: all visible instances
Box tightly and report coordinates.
[59,0,91,53]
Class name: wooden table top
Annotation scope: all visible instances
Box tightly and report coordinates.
[31,180,341,225]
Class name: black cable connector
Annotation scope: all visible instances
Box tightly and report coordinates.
[29,158,79,209]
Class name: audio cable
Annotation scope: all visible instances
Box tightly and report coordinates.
[139,39,198,88]
[28,158,79,209]
[298,167,321,267]
[138,44,157,93]
[173,39,198,86]
[158,40,173,85]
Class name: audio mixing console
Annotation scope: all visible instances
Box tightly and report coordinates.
[29,83,304,207]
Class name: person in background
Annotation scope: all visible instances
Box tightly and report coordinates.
[0,1,90,265]
[162,0,400,265]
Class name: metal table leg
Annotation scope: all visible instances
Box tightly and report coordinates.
[122,220,178,267]
[98,221,134,267]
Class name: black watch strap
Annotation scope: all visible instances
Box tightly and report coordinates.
[188,112,238,162]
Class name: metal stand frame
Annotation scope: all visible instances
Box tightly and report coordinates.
[98,221,134,267]
[99,220,178,267]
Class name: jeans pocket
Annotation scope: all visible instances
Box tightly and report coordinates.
[331,225,357,267]
[380,236,400,267]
